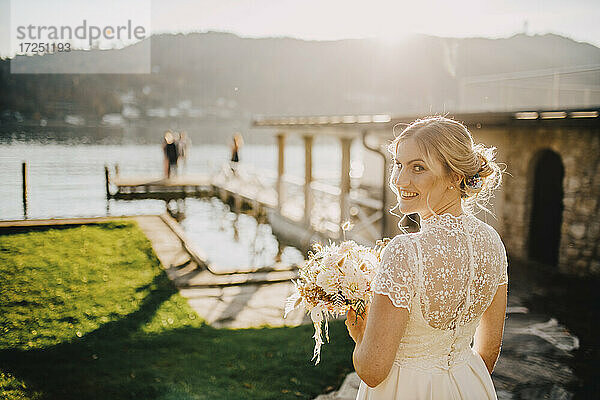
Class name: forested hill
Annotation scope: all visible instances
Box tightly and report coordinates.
[1,31,598,141]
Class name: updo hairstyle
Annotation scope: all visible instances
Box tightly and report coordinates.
[387,116,506,215]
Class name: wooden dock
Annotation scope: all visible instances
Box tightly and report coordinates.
[106,170,213,201]
[105,164,384,252]
[106,167,278,217]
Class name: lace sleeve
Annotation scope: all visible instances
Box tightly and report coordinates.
[497,234,508,286]
[372,235,416,311]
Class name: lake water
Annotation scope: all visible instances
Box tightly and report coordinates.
[0,137,362,269]
[0,140,362,220]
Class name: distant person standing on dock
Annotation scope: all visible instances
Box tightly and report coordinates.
[230,133,243,174]
[163,130,179,179]
[178,131,191,174]
[162,130,170,177]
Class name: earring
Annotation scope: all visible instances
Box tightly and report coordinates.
[449,185,454,190]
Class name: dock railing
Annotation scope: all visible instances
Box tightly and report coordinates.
[106,161,384,244]
[220,164,384,243]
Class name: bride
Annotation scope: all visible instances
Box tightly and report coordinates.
[346,116,508,399]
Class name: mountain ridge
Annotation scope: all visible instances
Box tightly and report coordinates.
[1,31,598,143]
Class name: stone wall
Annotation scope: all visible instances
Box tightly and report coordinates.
[499,124,600,276]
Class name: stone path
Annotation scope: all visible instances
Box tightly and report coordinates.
[134,214,310,328]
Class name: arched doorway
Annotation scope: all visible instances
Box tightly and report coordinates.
[527,149,565,267]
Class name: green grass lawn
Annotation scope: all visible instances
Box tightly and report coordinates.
[0,221,355,400]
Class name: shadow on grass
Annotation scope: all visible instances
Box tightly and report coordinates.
[0,221,131,235]
[0,271,353,400]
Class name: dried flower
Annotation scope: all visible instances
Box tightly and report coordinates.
[341,220,354,231]
[284,238,390,364]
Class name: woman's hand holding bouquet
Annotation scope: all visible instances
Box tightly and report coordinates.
[284,232,390,364]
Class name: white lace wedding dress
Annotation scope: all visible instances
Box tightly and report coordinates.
[356,212,508,400]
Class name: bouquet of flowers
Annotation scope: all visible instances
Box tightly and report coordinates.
[284,226,390,364]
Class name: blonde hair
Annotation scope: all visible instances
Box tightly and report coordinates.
[387,116,506,217]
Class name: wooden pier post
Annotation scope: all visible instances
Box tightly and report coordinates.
[276,132,285,212]
[234,194,242,213]
[340,137,353,231]
[22,162,27,218]
[104,165,110,199]
[362,129,387,237]
[303,134,313,227]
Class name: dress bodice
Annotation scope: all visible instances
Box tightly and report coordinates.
[391,291,482,371]
[372,212,508,371]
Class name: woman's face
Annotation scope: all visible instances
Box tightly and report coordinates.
[391,137,458,218]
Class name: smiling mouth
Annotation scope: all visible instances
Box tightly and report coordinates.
[400,190,419,199]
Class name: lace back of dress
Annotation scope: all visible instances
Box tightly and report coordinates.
[416,213,504,330]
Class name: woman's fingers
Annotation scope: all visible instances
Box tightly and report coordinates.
[346,308,357,327]
[346,309,355,320]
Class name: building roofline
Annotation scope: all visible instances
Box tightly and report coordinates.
[251,107,600,132]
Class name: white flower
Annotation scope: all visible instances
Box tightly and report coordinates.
[359,252,379,281]
[339,240,356,254]
[316,268,342,295]
[340,268,368,300]
[321,248,343,270]
[361,251,379,269]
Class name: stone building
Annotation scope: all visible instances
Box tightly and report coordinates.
[253,108,600,276]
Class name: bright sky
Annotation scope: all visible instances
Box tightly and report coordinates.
[1,0,599,58]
